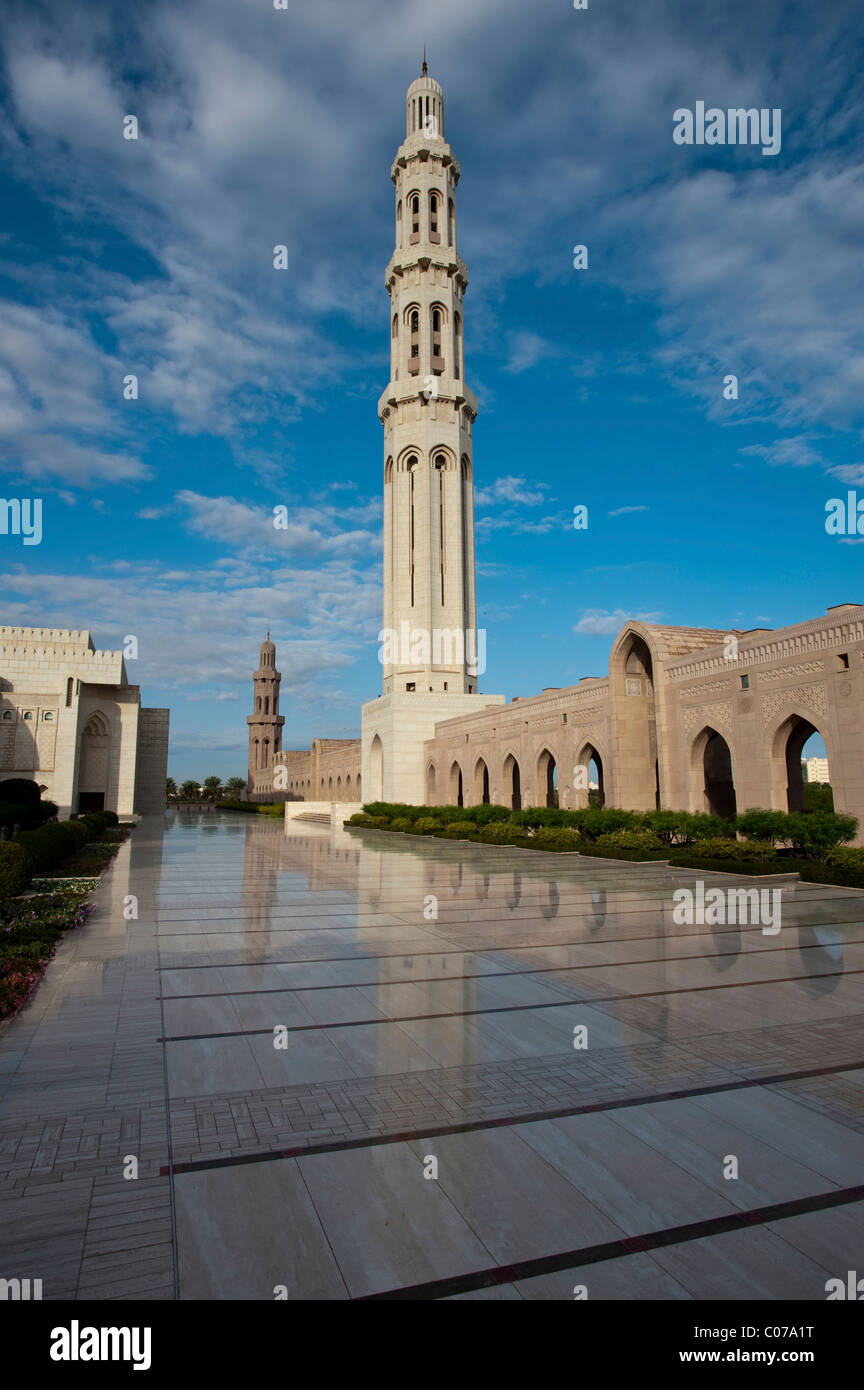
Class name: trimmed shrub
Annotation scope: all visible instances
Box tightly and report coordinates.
[642,811,733,845]
[0,842,31,899]
[510,807,569,830]
[469,803,512,825]
[736,810,793,844]
[565,807,641,841]
[477,820,520,842]
[532,826,583,852]
[825,846,864,869]
[99,809,120,827]
[0,793,56,831]
[0,800,25,830]
[671,837,776,862]
[0,779,42,806]
[443,821,477,836]
[414,817,439,833]
[389,817,415,832]
[594,829,665,855]
[783,811,858,862]
[13,816,107,873]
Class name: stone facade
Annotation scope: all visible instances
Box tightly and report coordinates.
[0,626,169,818]
[421,605,864,842]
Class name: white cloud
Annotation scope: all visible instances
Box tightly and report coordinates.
[574,608,665,636]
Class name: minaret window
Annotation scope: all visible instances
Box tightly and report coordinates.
[410,195,420,243]
[409,309,420,374]
[448,198,455,247]
[429,192,440,244]
[407,454,418,606]
[431,307,444,373]
[396,200,402,246]
[435,454,447,603]
[454,313,462,379]
[264,696,269,714]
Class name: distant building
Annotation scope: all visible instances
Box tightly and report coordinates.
[0,626,169,817]
[803,756,830,784]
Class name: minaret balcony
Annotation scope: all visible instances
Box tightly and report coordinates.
[378,379,478,417]
[385,250,468,287]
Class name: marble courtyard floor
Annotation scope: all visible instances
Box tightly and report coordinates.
[2,811,864,1301]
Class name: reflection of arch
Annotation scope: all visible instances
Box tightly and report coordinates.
[474,757,489,805]
[503,753,521,811]
[426,762,437,804]
[540,881,560,921]
[369,735,384,801]
[537,748,558,807]
[507,872,522,909]
[449,761,463,807]
[692,726,736,819]
[576,742,605,808]
[769,713,826,812]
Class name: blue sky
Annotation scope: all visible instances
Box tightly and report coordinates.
[2,0,861,779]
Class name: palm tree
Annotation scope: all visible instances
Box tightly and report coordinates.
[225,777,246,798]
[202,776,223,801]
[179,779,200,801]
[166,777,178,800]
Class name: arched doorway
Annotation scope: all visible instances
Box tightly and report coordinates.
[474,758,490,805]
[538,748,558,807]
[576,743,605,808]
[426,763,436,804]
[698,727,736,819]
[449,761,463,807]
[368,735,383,801]
[772,715,829,812]
[503,754,521,811]
[79,711,110,812]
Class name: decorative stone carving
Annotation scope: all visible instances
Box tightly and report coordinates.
[760,683,827,727]
[682,701,732,732]
[757,661,824,683]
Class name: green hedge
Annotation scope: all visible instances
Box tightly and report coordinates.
[0,842,31,900]
[220,799,285,817]
[13,814,111,874]
[348,802,862,870]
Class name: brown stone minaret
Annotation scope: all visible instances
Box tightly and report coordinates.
[246,633,285,790]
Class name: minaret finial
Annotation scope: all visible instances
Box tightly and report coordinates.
[422,45,427,76]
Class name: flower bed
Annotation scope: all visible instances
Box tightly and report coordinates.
[0,884,93,1020]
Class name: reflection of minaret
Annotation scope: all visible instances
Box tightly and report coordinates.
[246,633,285,791]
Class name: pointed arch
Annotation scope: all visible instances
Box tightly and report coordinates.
[503,752,521,811]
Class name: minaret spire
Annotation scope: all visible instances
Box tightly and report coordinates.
[422,46,427,76]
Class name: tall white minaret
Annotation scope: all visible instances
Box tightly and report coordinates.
[379,60,479,695]
[362,64,505,804]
